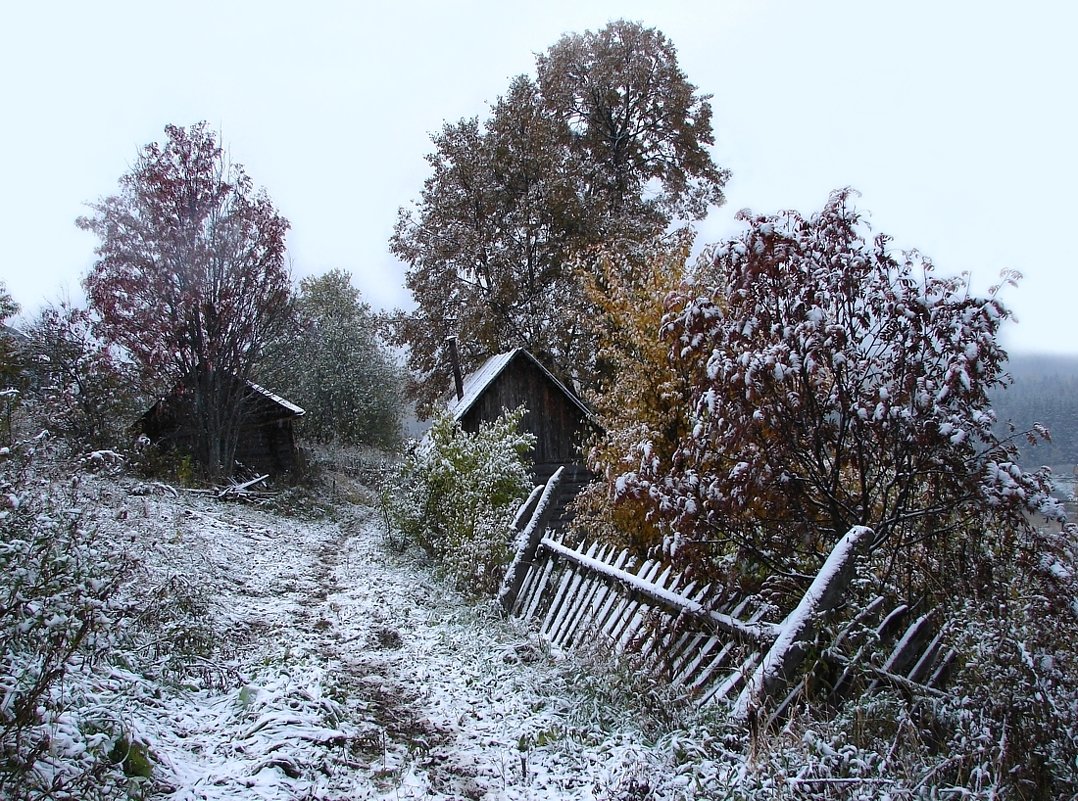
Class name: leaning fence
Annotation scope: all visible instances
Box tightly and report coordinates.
[497,467,955,723]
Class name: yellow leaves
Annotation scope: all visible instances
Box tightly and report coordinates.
[570,241,708,553]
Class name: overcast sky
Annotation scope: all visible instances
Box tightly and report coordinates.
[2,0,1075,355]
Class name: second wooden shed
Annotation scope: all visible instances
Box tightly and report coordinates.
[450,348,596,526]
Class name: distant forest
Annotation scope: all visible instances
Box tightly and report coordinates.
[993,354,1078,469]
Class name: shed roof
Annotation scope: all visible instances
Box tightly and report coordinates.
[246,380,306,417]
[449,348,592,422]
[140,375,305,422]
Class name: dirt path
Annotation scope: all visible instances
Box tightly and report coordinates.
[110,490,660,800]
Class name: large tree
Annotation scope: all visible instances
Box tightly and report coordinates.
[537,20,726,225]
[261,269,405,449]
[390,21,728,411]
[80,122,293,477]
[616,190,1060,598]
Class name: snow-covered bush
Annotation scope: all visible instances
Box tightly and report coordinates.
[725,520,1078,799]
[383,407,535,595]
[0,440,134,798]
[618,189,1060,599]
[929,527,1078,798]
[260,268,405,450]
[22,302,141,450]
[573,239,708,558]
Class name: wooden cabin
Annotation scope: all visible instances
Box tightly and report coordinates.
[138,375,305,478]
[450,348,596,526]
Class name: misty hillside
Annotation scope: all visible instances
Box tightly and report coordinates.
[993,353,1078,468]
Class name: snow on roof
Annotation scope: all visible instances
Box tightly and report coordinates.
[139,374,305,422]
[449,348,592,422]
[246,380,306,417]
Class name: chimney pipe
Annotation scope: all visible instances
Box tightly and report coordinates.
[447,336,464,401]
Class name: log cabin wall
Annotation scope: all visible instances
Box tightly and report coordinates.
[455,350,596,528]
[137,374,304,479]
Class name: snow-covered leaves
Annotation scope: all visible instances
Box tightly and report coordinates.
[383,407,536,595]
[0,442,133,798]
[618,189,1059,593]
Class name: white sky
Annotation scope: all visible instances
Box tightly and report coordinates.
[2,0,1075,354]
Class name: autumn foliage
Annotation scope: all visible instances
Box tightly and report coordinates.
[571,238,708,555]
[612,190,1060,596]
[80,123,293,477]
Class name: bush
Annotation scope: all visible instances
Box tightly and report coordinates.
[0,440,134,798]
[731,521,1078,800]
[382,407,535,595]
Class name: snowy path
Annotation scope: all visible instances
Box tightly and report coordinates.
[105,489,697,800]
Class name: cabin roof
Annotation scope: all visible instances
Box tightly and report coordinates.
[140,375,305,421]
[450,348,592,423]
[246,380,306,417]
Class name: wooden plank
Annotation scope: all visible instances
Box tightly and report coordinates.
[609,561,661,650]
[927,647,957,689]
[674,634,727,688]
[590,549,634,637]
[666,627,712,681]
[875,604,909,640]
[597,555,646,642]
[540,536,778,644]
[551,541,603,644]
[521,556,557,622]
[556,543,614,648]
[907,628,946,684]
[615,598,649,654]
[539,555,576,638]
[512,552,542,618]
[730,526,873,723]
[498,467,564,613]
[701,653,758,706]
[689,638,739,692]
[548,543,601,646]
[873,611,937,690]
[637,566,678,668]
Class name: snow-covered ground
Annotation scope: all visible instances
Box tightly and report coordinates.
[90,479,727,800]
[12,455,1075,799]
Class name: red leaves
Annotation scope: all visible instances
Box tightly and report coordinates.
[80,122,292,390]
[619,190,1058,585]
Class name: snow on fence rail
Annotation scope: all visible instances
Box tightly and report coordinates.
[499,468,956,721]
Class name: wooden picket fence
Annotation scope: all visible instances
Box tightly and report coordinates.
[497,467,956,722]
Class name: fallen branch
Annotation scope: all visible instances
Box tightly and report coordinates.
[216,474,270,500]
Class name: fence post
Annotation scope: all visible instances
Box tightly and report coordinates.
[730,525,872,725]
[497,466,564,614]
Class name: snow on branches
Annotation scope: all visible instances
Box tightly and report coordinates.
[619,189,1060,592]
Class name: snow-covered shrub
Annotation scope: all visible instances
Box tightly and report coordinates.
[0,440,134,798]
[130,573,220,686]
[611,190,1062,609]
[567,635,698,742]
[22,302,141,450]
[383,407,535,595]
[573,239,707,559]
[260,269,405,450]
[726,520,1078,799]
[928,530,1078,799]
